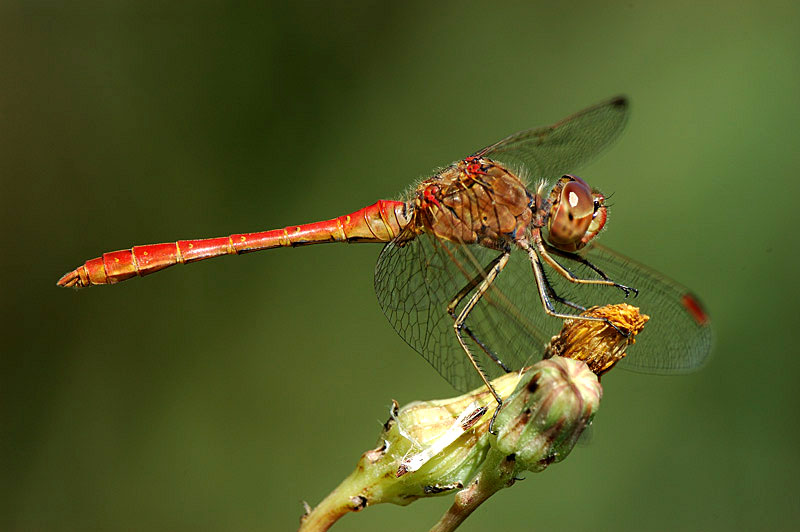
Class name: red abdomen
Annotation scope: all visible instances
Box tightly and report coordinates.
[58,200,411,288]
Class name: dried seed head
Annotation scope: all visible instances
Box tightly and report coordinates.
[545,303,649,376]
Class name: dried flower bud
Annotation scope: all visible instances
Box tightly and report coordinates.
[545,303,649,375]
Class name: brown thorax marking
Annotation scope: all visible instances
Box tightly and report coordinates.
[413,157,534,250]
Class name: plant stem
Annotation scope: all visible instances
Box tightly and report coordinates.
[428,449,516,532]
[298,472,366,532]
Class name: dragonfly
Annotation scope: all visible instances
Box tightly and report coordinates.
[58,96,712,410]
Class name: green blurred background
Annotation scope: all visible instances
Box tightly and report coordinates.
[2,1,799,530]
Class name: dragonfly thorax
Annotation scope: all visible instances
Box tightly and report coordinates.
[413,157,534,249]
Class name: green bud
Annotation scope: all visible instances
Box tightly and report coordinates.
[300,304,648,531]
[492,356,602,472]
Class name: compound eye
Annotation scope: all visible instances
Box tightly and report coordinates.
[583,192,608,246]
[547,179,594,251]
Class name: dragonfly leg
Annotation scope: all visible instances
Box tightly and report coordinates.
[536,240,636,298]
[446,255,513,373]
[543,243,638,297]
[523,243,631,338]
[464,329,512,373]
[539,265,588,313]
[449,252,512,434]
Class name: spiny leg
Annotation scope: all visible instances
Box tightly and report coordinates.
[446,253,513,373]
[460,326,513,373]
[523,242,630,337]
[539,264,587,313]
[543,243,638,297]
[536,240,636,297]
[449,251,511,433]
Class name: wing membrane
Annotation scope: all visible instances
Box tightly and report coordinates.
[576,243,713,373]
[537,242,713,373]
[475,96,629,179]
[375,231,557,392]
[375,234,712,392]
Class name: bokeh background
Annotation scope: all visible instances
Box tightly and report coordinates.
[3,2,799,530]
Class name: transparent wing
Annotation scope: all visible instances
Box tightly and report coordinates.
[374,231,712,392]
[474,96,629,179]
[374,231,558,392]
[544,242,713,374]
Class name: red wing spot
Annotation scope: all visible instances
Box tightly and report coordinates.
[682,293,710,326]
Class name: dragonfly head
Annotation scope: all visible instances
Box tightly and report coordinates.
[545,175,607,252]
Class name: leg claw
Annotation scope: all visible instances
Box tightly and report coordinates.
[615,283,638,298]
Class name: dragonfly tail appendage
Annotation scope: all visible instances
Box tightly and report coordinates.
[57,200,410,288]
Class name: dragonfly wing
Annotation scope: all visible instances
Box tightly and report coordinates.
[375,232,558,392]
[474,96,629,180]
[540,242,713,374]
[374,232,712,390]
